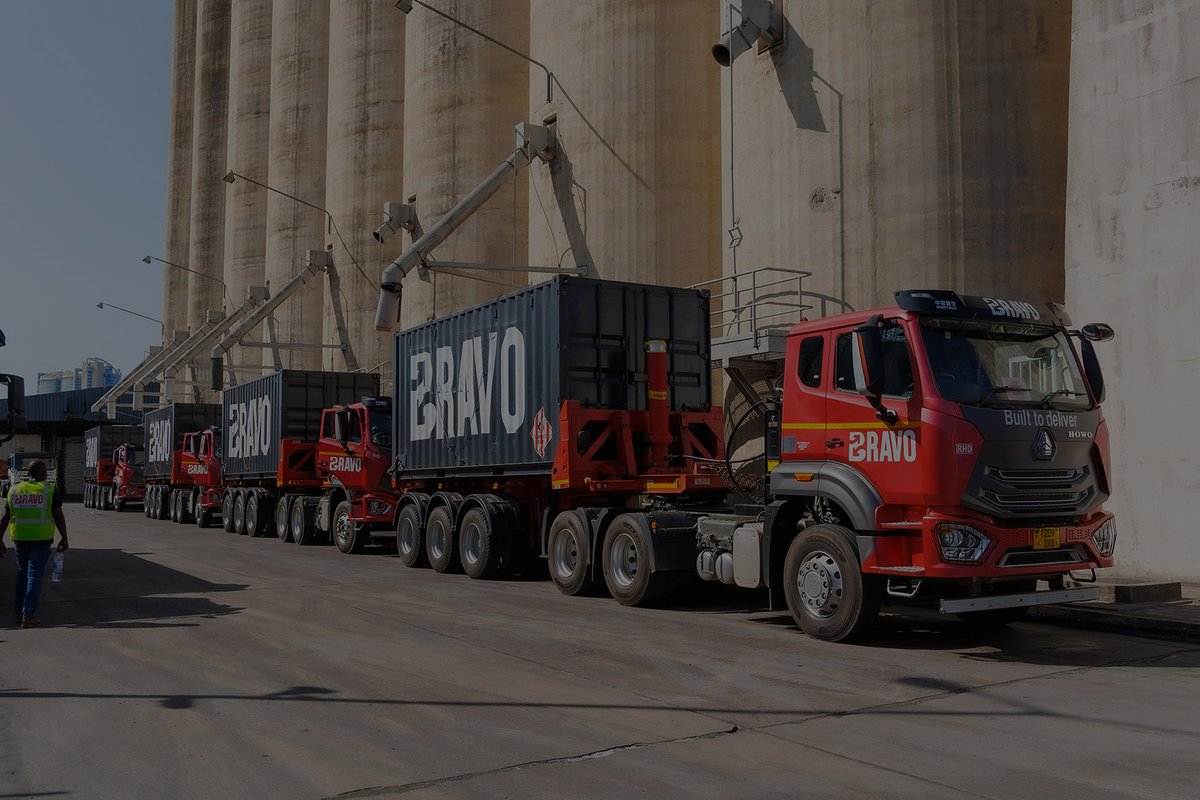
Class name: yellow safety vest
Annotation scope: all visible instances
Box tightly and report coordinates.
[7,480,56,541]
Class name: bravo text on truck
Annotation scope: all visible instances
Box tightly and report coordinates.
[383,277,1116,642]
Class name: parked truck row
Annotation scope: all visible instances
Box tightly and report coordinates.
[85,276,1117,641]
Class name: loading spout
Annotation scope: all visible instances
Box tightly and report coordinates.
[374,122,555,331]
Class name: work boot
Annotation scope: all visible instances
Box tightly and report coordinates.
[20,616,40,628]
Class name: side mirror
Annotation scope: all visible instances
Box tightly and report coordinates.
[0,373,26,444]
[1079,339,1106,404]
[1080,322,1115,342]
[851,324,885,400]
[334,410,351,443]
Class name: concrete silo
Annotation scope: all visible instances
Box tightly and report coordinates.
[223,0,272,309]
[397,0,531,331]
[526,0,722,288]
[163,0,197,343]
[323,3,404,377]
[187,0,231,333]
[263,0,329,370]
[717,0,1071,310]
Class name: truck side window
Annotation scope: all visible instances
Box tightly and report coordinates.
[346,411,363,444]
[797,336,823,388]
[835,326,914,399]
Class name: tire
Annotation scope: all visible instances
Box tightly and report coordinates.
[233,491,248,535]
[157,487,169,521]
[395,503,427,567]
[170,491,181,523]
[275,495,292,541]
[195,500,212,529]
[221,491,236,532]
[459,506,504,580]
[425,505,460,573]
[782,524,881,643]
[956,581,1036,628]
[548,511,602,596]
[101,487,112,511]
[245,491,262,537]
[601,513,670,607]
[84,486,91,508]
[116,496,126,513]
[179,490,193,524]
[291,498,319,545]
[332,501,365,554]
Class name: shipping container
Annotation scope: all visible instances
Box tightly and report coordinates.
[143,404,221,480]
[84,425,143,479]
[221,370,381,480]
[392,276,711,477]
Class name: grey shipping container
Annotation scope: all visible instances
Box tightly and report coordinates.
[143,404,222,480]
[221,370,381,480]
[392,276,711,478]
[84,425,144,479]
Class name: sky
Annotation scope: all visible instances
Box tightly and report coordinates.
[0,1,172,390]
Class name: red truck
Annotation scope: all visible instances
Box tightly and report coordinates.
[142,403,223,523]
[384,278,1116,641]
[84,424,143,511]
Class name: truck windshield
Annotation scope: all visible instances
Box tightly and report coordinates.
[919,318,1091,410]
[369,410,392,448]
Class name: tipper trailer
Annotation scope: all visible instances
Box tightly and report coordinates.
[219,370,382,543]
[387,277,1117,641]
[142,403,222,524]
[83,424,144,510]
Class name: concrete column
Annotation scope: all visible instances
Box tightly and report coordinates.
[263,0,329,370]
[399,0,530,331]
[1066,0,1200,581]
[187,0,231,333]
[527,0,721,289]
[163,0,197,343]
[323,2,404,377]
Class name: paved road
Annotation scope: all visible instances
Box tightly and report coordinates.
[2,505,1197,799]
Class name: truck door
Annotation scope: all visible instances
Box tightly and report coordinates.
[781,333,828,464]
[827,319,925,507]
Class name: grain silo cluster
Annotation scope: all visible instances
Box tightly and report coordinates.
[156,0,1073,403]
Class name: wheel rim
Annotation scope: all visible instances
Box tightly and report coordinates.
[797,551,843,618]
[429,518,446,560]
[247,502,257,534]
[290,501,304,541]
[234,496,245,530]
[607,531,639,589]
[552,528,579,579]
[334,511,351,549]
[462,520,482,565]
[398,515,416,555]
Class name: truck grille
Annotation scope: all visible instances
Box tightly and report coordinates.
[998,547,1084,567]
[965,462,1100,520]
[982,490,1088,511]
[987,467,1082,485]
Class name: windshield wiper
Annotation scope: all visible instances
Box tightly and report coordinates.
[974,386,1020,407]
[1040,388,1087,409]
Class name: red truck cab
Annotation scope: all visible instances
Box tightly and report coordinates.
[183,426,223,527]
[110,444,145,511]
[315,396,395,553]
[763,290,1115,639]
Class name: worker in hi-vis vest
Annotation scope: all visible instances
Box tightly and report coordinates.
[0,459,69,628]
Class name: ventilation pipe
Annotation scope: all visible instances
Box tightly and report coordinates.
[713,0,783,67]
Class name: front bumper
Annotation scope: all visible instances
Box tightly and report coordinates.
[940,587,1100,614]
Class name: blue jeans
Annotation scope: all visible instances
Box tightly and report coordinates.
[13,540,53,619]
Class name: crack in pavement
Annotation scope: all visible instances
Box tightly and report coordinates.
[324,725,741,799]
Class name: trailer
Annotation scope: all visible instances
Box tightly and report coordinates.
[83,424,144,511]
[142,403,222,524]
[219,370,381,542]
[387,276,1118,641]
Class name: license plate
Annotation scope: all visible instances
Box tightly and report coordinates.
[1033,527,1061,550]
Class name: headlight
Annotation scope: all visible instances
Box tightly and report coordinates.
[367,500,392,517]
[936,523,990,563]
[1092,518,1117,557]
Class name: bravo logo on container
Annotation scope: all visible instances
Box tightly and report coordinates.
[148,418,173,463]
[409,326,527,442]
[228,397,272,458]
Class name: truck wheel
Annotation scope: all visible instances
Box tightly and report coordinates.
[548,511,601,596]
[601,514,672,607]
[116,496,126,512]
[221,491,236,532]
[180,491,194,524]
[275,495,292,541]
[291,498,319,545]
[233,491,248,535]
[157,487,169,520]
[460,507,503,580]
[783,524,881,643]
[395,504,427,567]
[168,491,178,523]
[85,486,92,508]
[245,492,262,537]
[332,501,365,554]
[195,502,212,529]
[425,505,460,573]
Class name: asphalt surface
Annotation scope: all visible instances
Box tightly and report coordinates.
[2,505,1198,799]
